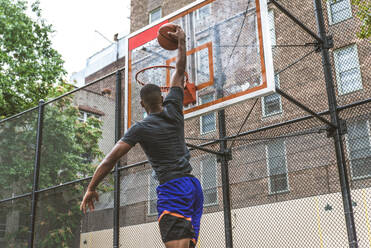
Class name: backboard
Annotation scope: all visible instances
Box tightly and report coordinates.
[125,0,275,130]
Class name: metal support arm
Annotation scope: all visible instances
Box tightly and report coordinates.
[270,0,323,44]
[276,88,337,130]
[186,142,224,156]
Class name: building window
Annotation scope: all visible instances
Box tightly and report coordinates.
[149,7,162,24]
[148,173,159,215]
[78,110,101,123]
[200,94,216,134]
[334,45,363,95]
[0,212,5,239]
[196,35,211,85]
[262,75,282,117]
[196,4,211,20]
[261,10,281,117]
[201,155,217,206]
[327,0,352,25]
[268,9,276,46]
[266,139,289,194]
[347,120,371,179]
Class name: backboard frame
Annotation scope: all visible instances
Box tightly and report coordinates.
[124,0,275,131]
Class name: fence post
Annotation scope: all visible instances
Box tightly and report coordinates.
[218,109,234,248]
[313,1,358,247]
[214,23,234,248]
[113,70,122,248]
[28,100,45,248]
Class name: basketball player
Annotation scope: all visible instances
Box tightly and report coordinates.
[81,25,203,248]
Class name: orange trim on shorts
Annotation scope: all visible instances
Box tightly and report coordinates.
[158,210,192,222]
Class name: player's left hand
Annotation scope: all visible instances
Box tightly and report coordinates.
[168,24,186,42]
[80,189,99,214]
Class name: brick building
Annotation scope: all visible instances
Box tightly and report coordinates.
[79,0,370,247]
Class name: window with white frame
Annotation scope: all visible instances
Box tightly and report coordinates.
[200,94,216,134]
[196,35,211,85]
[327,0,352,25]
[347,120,371,179]
[262,75,282,117]
[201,155,218,205]
[196,4,211,20]
[78,110,101,123]
[266,139,288,194]
[268,9,276,46]
[333,45,363,95]
[148,173,159,215]
[149,7,162,24]
[0,212,5,239]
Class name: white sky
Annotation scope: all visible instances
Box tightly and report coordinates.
[37,0,131,77]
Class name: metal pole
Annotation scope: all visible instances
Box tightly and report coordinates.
[28,100,45,248]
[218,109,234,248]
[313,1,358,247]
[113,70,122,248]
[214,24,234,248]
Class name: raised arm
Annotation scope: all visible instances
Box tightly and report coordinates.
[80,141,132,213]
[168,25,186,89]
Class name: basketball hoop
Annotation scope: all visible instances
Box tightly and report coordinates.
[135,65,197,106]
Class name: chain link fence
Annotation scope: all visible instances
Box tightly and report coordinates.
[0,0,370,247]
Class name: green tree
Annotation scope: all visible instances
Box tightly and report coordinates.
[0,88,104,247]
[352,0,370,40]
[0,1,107,246]
[0,0,66,118]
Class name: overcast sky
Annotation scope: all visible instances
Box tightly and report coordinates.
[37,0,130,77]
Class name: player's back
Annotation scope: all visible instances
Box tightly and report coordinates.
[121,87,192,184]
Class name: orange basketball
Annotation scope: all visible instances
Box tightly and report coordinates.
[157,23,178,50]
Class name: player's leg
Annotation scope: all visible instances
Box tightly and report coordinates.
[190,177,204,247]
[158,211,195,247]
[164,238,191,248]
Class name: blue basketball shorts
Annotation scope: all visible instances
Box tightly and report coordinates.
[157,176,204,246]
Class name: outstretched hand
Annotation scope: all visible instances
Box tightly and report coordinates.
[80,189,99,214]
[168,25,186,42]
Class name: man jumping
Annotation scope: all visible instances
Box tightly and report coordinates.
[80,25,203,248]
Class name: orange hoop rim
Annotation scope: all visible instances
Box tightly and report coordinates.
[135,65,190,92]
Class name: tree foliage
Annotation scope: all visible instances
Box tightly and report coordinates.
[0,0,66,118]
[0,87,104,247]
[352,0,370,40]
[0,1,107,246]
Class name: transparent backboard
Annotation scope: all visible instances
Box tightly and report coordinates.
[125,0,275,130]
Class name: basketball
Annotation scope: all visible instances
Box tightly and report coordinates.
[157,23,178,50]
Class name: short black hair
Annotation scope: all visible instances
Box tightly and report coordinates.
[140,84,162,105]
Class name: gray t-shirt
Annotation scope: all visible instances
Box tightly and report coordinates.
[121,87,192,183]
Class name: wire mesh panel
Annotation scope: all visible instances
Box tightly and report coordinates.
[118,166,164,247]
[33,182,85,248]
[339,102,371,248]
[80,174,115,248]
[38,80,116,189]
[0,109,38,200]
[0,197,31,248]
[226,115,351,247]
[33,176,114,248]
